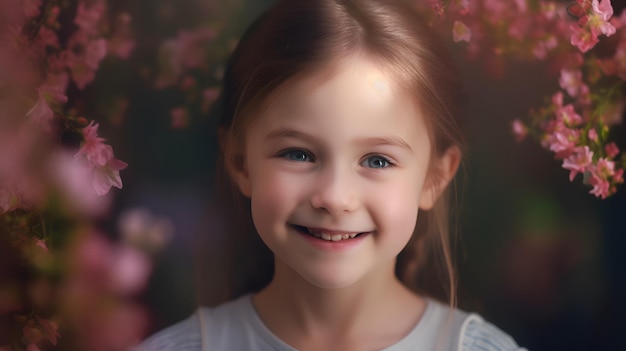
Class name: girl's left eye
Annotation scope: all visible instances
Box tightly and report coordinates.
[362,155,392,169]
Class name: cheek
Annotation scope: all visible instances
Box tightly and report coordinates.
[248,163,306,230]
[370,173,422,240]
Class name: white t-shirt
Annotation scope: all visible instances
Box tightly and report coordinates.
[137,295,527,351]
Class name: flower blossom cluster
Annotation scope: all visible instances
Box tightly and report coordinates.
[155,28,222,128]
[424,0,626,198]
[0,1,144,351]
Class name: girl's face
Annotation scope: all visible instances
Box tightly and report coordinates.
[231,55,450,290]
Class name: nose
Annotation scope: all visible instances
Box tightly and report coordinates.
[309,164,359,214]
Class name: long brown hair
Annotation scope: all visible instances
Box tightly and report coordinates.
[211,0,465,307]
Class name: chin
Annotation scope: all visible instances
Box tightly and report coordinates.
[295,266,370,290]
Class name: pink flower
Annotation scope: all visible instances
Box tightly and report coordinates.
[556,104,583,127]
[605,142,619,158]
[23,0,42,18]
[548,127,580,158]
[77,121,106,159]
[26,91,54,128]
[66,34,108,90]
[453,21,471,43]
[602,98,625,125]
[532,35,557,60]
[74,123,128,196]
[85,39,108,69]
[37,317,60,346]
[592,0,613,21]
[576,84,591,106]
[0,188,16,214]
[589,173,610,198]
[512,119,528,142]
[551,91,564,109]
[562,146,593,181]
[90,145,128,196]
[453,0,470,15]
[170,107,189,129]
[118,208,174,254]
[559,68,584,97]
[588,128,598,141]
[109,247,151,295]
[108,13,135,59]
[201,88,220,113]
[429,0,445,17]
[570,24,599,52]
[539,1,557,20]
[52,151,111,215]
[178,28,216,69]
[74,1,105,34]
[614,168,624,183]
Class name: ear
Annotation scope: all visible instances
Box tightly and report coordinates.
[419,145,461,210]
[226,148,252,198]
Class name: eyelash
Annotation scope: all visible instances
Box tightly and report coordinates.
[278,149,395,169]
[362,154,394,169]
[279,149,315,162]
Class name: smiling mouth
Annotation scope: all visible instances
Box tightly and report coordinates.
[291,224,367,241]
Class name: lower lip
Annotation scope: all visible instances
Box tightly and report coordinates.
[291,226,370,251]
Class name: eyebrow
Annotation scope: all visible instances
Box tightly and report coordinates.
[265,128,413,152]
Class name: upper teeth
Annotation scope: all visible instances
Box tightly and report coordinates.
[307,228,358,241]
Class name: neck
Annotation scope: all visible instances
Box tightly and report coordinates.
[252,258,424,347]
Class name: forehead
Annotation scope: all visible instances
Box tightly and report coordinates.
[251,55,429,144]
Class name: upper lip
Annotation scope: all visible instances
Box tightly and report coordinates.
[295,225,369,235]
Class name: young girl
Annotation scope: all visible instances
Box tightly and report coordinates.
[139,0,526,350]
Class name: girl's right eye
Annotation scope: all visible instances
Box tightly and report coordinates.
[280,149,313,162]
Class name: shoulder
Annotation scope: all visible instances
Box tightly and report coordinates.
[460,315,528,351]
[134,295,252,351]
[134,312,202,351]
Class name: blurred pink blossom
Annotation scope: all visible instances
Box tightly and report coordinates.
[559,68,584,97]
[23,0,42,18]
[562,146,593,181]
[602,97,625,125]
[110,247,151,295]
[118,208,174,254]
[77,121,106,157]
[155,28,216,88]
[512,119,528,142]
[556,104,583,126]
[548,127,580,159]
[26,91,54,128]
[170,107,189,129]
[37,317,60,346]
[605,142,620,158]
[588,0,615,38]
[588,128,598,141]
[74,1,105,34]
[570,24,599,52]
[201,87,220,113]
[52,151,111,215]
[66,33,108,89]
[61,233,150,351]
[108,13,135,59]
[453,21,471,43]
[588,158,617,198]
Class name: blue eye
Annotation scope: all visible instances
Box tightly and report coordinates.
[363,155,392,168]
[282,149,313,162]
